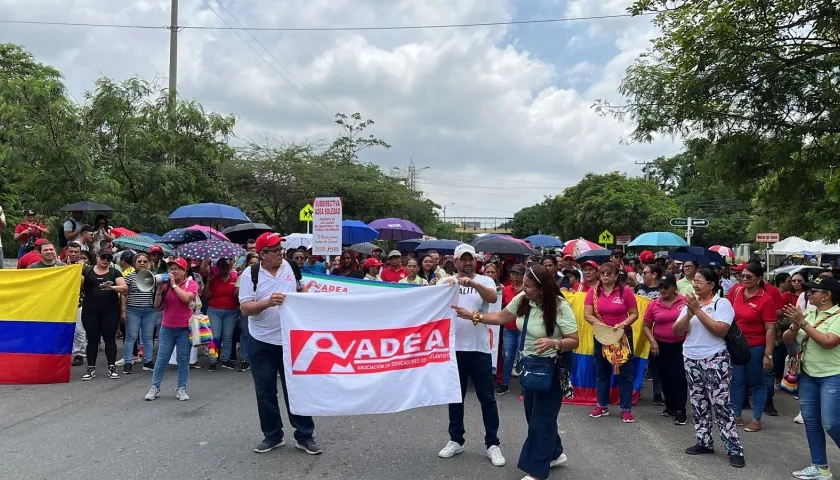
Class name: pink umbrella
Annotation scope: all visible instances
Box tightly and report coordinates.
[186,224,229,241]
[562,238,601,256]
[709,245,734,258]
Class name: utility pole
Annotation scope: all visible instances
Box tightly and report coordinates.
[635,160,654,180]
[167,0,179,165]
[442,203,454,222]
[405,159,428,192]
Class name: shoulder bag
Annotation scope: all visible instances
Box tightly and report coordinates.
[517,301,556,391]
[717,298,751,365]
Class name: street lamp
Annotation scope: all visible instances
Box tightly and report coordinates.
[441,203,455,222]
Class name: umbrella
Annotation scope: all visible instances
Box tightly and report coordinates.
[222,222,273,244]
[110,227,137,238]
[524,234,564,249]
[575,248,613,264]
[562,238,601,256]
[283,233,312,250]
[396,239,423,252]
[112,235,174,255]
[628,232,689,248]
[59,201,114,212]
[709,245,734,258]
[185,224,229,241]
[175,239,245,260]
[669,246,724,266]
[471,236,537,256]
[168,202,251,226]
[159,228,211,245]
[342,220,379,245]
[349,242,381,255]
[368,218,424,241]
[139,232,161,241]
[414,239,464,255]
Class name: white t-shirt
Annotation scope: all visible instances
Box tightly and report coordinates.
[798,291,816,312]
[0,207,5,248]
[63,218,82,243]
[453,274,497,353]
[681,296,735,360]
[238,261,298,346]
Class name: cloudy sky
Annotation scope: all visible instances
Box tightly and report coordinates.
[2,0,680,222]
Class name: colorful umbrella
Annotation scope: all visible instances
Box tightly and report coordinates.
[524,234,564,249]
[562,238,601,256]
[169,202,251,226]
[709,245,734,258]
[111,226,137,238]
[627,231,689,248]
[368,218,424,241]
[186,224,229,241]
[342,220,379,245]
[174,239,245,260]
[160,228,211,245]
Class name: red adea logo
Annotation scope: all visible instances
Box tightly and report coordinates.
[304,280,348,293]
[285,273,293,282]
[289,319,451,375]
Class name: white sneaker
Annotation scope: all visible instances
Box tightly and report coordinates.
[115,358,125,366]
[550,453,568,467]
[145,386,160,401]
[487,445,505,466]
[438,440,464,458]
[794,412,804,424]
[175,387,190,401]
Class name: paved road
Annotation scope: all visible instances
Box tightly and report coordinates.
[0,351,834,480]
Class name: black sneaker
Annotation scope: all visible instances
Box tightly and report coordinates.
[238,361,251,372]
[764,400,779,416]
[123,363,133,375]
[221,360,237,370]
[81,366,96,381]
[253,438,285,453]
[208,363,217,372]
[108,365,120,379]
[143,362,154,371]
[729,454,745,468]
[295,438,323,455]
[72,355,84,367]
[674,411,687,425]
[661,409,672,418]
[685,444,715,455]
[653,394,665,406]
[495,385,509,395]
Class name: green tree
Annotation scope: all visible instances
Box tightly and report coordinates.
[328,112,392,163]
[510,199,559,238]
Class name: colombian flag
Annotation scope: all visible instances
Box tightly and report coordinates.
[0,264,82,384]
[564,291,652,406]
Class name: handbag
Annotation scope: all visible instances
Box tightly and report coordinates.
[188,314,212,347]
[780,354,799,393]
[591,284,632,374]
[517,302,556,391]
[718,298,751,365]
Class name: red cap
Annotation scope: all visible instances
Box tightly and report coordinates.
[363,258,383,269]
[732,261,747,272]
[639,250,655,263]
[562,254,575,261]
[580,260,599,270]
[255,232,283,253]
[149,245,163,254]
[34,238,49,246]
[167,257,188,270]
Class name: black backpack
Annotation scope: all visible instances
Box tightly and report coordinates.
[713,299,751,366]
[58,219,76,248]
[250,260,302,291]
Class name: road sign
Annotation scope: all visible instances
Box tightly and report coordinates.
[616,234,632,246]
[670,218,688,227]
[691,218,710,227]
[756,232,780,243]
[299,203,314,222]
[599,229,614,245]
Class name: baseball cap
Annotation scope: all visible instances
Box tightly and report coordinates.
[23,209,35,216]
[454,244,477,259]
[34,238,49,247]
[580,260,599,271]
[255,232,283,253]
[562,254,575,261]
[149,245,164,254]
[99,248,115,258]
[121,251,135,265]
[388,250,401,258]
[732,261,748,272]
[639,250,655,263]
[167,257,188,270]
[804,276,840,298]
[363,258,383,269]
[510,264,527,275]
[563,268,581,279]
[612,248,624,256]
[659,273,678,288]
[708,261,723,269]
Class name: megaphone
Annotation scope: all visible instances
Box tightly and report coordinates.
[136,270,170,292]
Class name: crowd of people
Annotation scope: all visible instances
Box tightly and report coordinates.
[2,207,839,480]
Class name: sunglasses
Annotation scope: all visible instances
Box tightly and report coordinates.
[741,274,757,280]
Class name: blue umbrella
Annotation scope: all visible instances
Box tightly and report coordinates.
[524,234,564,248]
[395,238,423,252]
[575,248,613,264]
[139,232,162,241]
[669,246,724,266]
[342,220,379,245]
[160,228,211,245]
[415,239,464,255]
[169,202,251,226]
[628,231,689,248]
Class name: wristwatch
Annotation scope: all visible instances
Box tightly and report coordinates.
[765,354,773,360]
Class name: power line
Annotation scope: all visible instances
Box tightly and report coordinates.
[0,12,654,32]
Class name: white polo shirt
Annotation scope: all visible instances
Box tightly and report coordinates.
[238,261,298,346]
[453,274,497,353]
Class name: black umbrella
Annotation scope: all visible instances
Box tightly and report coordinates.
[60,201,114,212]
[471,236,538,256]
[221,222,273,244]
[575,248,612,264]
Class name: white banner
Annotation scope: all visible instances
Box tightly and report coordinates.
[281,283,463,416]
[312,197,342,256]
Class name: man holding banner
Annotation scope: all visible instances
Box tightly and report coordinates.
[238,232,322,456]
[438,244,506,467]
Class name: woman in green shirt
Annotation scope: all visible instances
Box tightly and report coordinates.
[453,265,578,480]
[398,258,428,285]
[782,276,840,480]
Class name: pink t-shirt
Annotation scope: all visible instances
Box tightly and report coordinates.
[585,285,637,328]
[644,296,687,343]
[161,279,199,328]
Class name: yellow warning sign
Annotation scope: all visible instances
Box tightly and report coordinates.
[598,229,614,245]
[299,204,314,222]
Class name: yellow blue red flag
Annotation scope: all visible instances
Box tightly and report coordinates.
[0,264,82,384]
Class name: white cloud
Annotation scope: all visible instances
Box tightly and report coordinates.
[0,0,679,222]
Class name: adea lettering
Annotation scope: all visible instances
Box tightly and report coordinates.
[289,319,451,375]
[304,280,348,293]
[315,207,341,215]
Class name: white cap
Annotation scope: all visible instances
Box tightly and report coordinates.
[454,244,476,259]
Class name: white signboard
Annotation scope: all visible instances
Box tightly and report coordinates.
[312,197,342,255]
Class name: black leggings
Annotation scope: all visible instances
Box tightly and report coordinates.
[82,307,120,367]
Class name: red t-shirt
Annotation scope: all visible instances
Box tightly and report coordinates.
[574,282,594,293]
[207,272,239,310]
[501,284,521,330]
[763,283,784,310]
[780,291,797,307]
[585,285,638,328]
[17,250,41,269]
[161,279,200,328]
[644,296,687,343]
[14,223,45,244]
[731,287,777,347]
[380,266,408,283]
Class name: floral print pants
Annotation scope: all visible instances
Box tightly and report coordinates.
[684,350,744,456]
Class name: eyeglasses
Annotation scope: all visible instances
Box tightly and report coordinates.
[599,272,616,277]
[261,248,282,255]
[135,260,148,264]
[791,279,803,283]
[692,279,710,285]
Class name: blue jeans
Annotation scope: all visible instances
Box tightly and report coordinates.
[207,307,238,363]
[151,326,190,389]
[238,313,250,362]
[124,306,156,364]
[732,345,768,420]
[518,361,564,479]
[593,329,635,411]
[501,329,520,387]
[799,372,840,467]
[449,351,500,447]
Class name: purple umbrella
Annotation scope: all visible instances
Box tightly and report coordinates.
[368,218,424,241]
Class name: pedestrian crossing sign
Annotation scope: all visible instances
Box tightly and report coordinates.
[299,204,314,222]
